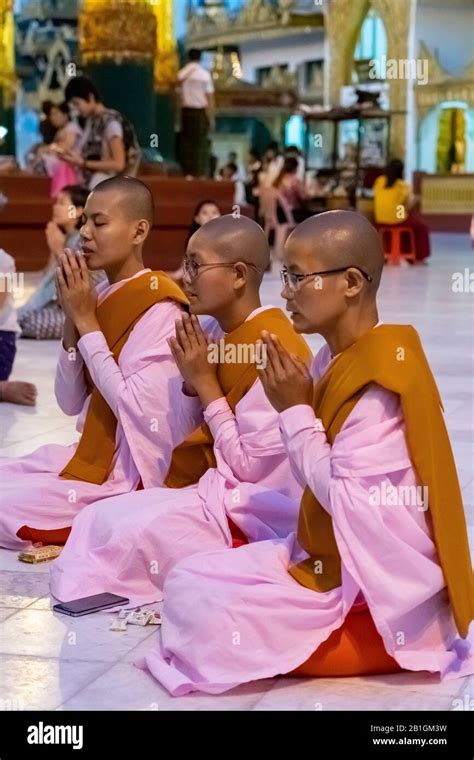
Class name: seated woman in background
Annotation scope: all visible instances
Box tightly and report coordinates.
[30,102,83,196]
[186,199,221,244]
[273,157,313,223]
[169,199,221,283]
[373,159,431,263]
[38,100,57,145]
[18,185,104,339]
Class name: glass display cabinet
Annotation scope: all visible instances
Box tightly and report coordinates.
[304,108,392,206]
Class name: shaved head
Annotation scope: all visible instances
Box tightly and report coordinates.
[91,175,154,226]
[282,210,383,340]
[287,210,384,293]
[79,176,154,274]
[190,214,269,283]
[183,214,269,325]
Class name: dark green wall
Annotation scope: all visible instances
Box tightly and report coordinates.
[85,61,155,148]
[215,116,272,154]
[154,91,176,161]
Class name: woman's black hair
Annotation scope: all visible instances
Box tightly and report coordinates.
[44,101,70,118]
[41,100,54,117]
[186,199,220,243]
[64,76,102,103]
[385,159,404,188]
[282,157,298,173]
[273,156,299,188]
[59,185,89,228]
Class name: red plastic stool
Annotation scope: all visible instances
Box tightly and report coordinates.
[379,226,416,265]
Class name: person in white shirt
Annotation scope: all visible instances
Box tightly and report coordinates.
[228,151,246,182]
[220,163,246,206]
[177,49,215,178]
[0,249,20,376]
[0,249,37,406]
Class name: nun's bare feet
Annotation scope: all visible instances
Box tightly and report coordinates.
[0,381,37,406]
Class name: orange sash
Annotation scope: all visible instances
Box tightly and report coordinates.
[289,324,474,639]
[165,308,312,488]
[59,271,189,485]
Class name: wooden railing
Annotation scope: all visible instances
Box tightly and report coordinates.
[0,172,237,272]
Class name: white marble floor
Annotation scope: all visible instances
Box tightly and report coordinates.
[0,232,472,711]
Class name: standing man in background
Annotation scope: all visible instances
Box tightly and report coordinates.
[177,49,215,179]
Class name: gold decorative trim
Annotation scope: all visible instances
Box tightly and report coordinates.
[0,0,16,108]
[325,0,411,158]
[79,2,157,65]
[421,175,474,215]
[187,0,323,48]
[152,0,179,92]
[154,49,179,92]
[211,50,296,111]
[416,42,474,118]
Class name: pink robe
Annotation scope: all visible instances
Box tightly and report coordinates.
[0,270,196,550]
[50,305,306,604]
[140,344,474,694]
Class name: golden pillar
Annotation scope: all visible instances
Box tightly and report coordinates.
[80,0,157,65]
[152,0,179,92]
[325,0,370,107]
[79,1,178,158]
[0,0,16,153]
[325,0,411,158]
[79,0,157,146]
[151,0,179,160]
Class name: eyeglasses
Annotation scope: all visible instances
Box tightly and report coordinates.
[183,256,262,281]
[280,266,372,291]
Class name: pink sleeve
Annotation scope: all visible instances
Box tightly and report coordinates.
[278,384,414,513]
[279,404,331,506]
[203,379,286,483]
[175,385,204,439]
[76,330,127,417]
[54,344,89,416]
[77,301,198,487]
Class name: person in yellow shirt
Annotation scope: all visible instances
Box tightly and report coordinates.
[373,159,431,262]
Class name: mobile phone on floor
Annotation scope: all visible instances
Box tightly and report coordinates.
[53,592,130,617]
